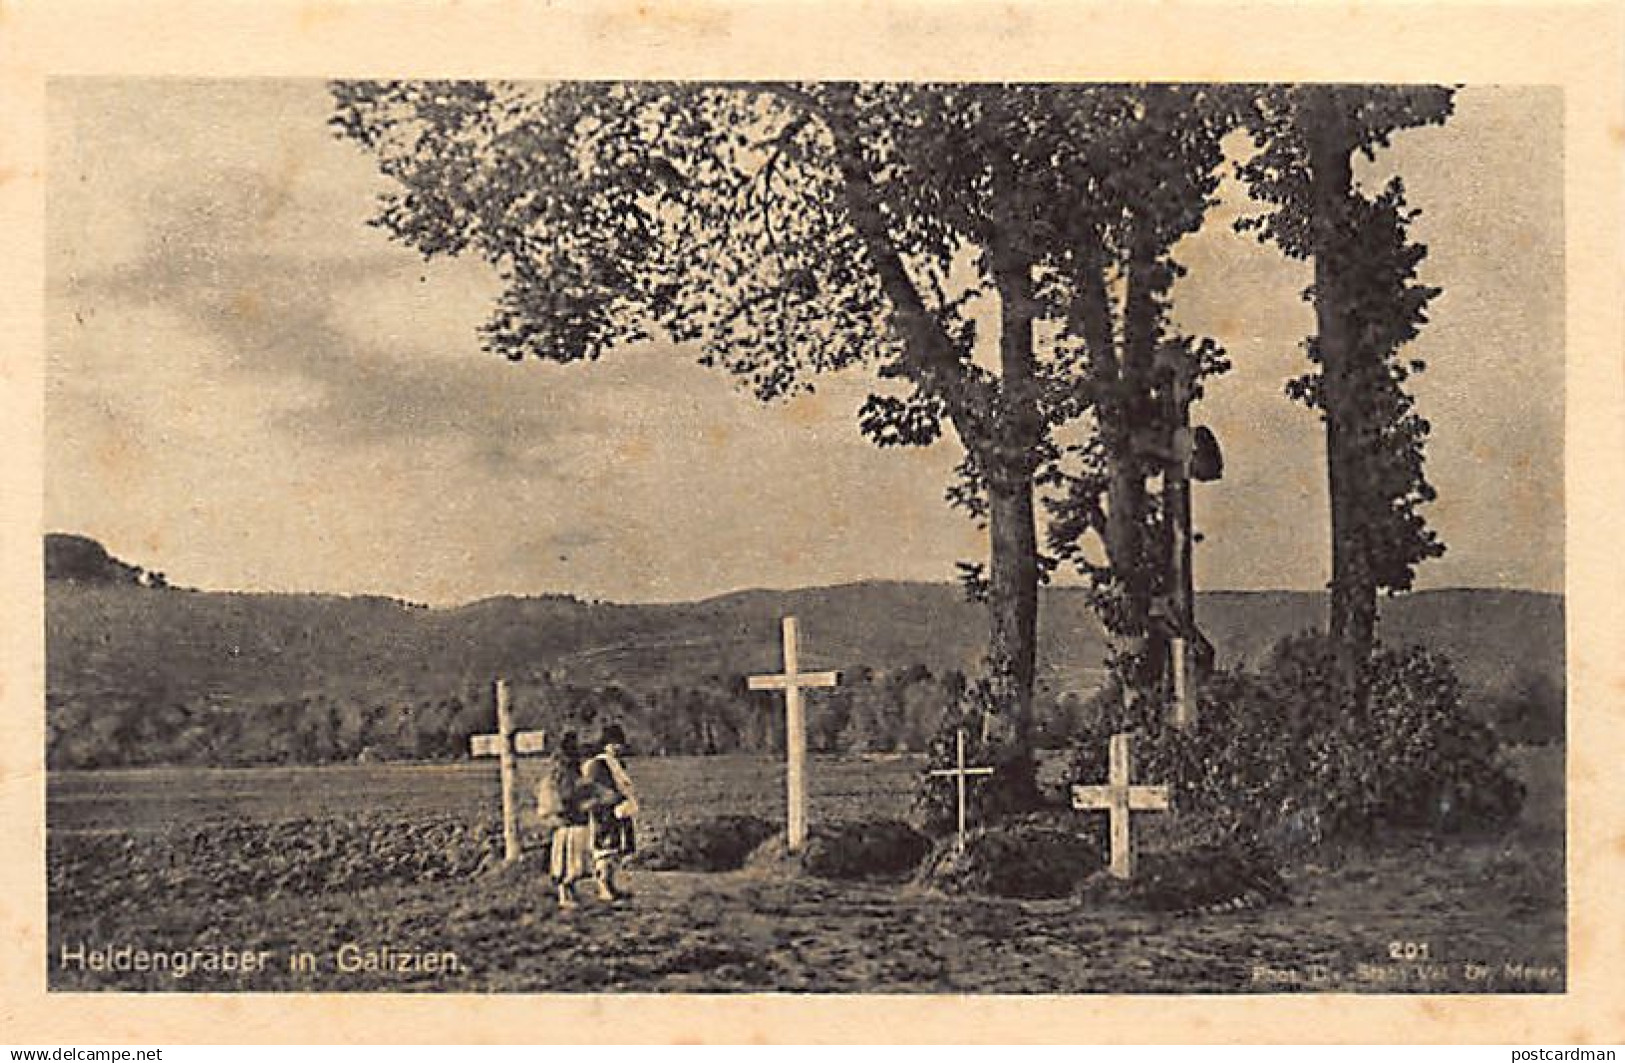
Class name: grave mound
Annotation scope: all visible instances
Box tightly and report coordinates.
[631,815,779,872]
[1075,842,1289,913]
[915,825,1105,899]
[745,820,931,881]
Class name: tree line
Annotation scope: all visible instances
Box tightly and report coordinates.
[46,666,1109,769]
[48,646,1557,770]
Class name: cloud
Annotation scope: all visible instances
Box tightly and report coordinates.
[53,159,603,479]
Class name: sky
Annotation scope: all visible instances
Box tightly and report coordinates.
[44,81,1564,605]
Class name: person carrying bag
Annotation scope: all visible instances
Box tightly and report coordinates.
[582,723,638,902]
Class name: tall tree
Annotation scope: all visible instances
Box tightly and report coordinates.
[1045,85,1237,709]
[1238,86,1451,688]
[331,81,1154,795]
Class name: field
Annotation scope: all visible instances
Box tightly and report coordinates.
[47,749,1566,993]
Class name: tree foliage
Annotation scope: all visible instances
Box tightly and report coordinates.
[48,660,1057,769]
[1043,86,1238,699]
[1236,86,1453,676]
[1067,632,1525,848]
[330,81,1247,777]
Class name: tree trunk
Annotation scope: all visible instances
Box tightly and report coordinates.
[986,228,1042,755]
[1070,239,1153,680]
[1305,90,1378,692]
[986,475,1039,745]
[1077,267,1139,574]
[1119,219,1164,701]
[825,93,1042,790]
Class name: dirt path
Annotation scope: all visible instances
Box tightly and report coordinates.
[50,839,1563,994]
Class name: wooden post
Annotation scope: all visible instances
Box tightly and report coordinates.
[780,617,807,850]
[494,679,519,863]
[1159,343,1200,731]
[783,617,807,851]
[1170,636,1191,730]
[954,728,968,846]
[748,616,839,853]
[470,691,547,864]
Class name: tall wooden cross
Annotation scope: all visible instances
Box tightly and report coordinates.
[468,679,549,863]
[928,727,995,853]
[748,616,839,852]
[1071,731,1170,879]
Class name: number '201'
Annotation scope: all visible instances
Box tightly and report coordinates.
[1388,941,1431,961]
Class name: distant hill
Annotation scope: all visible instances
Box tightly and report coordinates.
[47,572,1562,708]
[1193,588,1566,697]
[45,533,152,586]
[44,534,1564,766]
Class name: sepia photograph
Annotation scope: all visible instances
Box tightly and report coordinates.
[36,74,1574,997]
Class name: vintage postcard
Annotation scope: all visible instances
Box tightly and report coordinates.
[2,0,1622,1046]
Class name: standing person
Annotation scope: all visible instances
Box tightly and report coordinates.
[583,723,638,902]
[538,731,592,910]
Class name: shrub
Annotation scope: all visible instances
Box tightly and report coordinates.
[631,815,778,872]
[1067,633,1526,849]
[746,820,930,880]
[915,825,1103,898]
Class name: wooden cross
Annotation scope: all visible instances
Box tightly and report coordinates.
[927,727,994,853]
[468,679,549,863]
[747,616,839,852]
[1170,635,1192,730]
[1071,731,1170,879]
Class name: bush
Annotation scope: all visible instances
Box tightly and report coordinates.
[631,815,778,872]
[1067,633,1526,849]
[746,820,930,880]
[915,825,1103,898]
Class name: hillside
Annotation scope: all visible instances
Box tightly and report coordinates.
[43,536,1564,766]
[47,577,1562,708]
[44,532,156,587]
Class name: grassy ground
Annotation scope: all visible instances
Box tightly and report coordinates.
[47,753,919,836]
[46,748,1564,993]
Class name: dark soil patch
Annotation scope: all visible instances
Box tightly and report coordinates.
[1076,842,1289,913]
[747,820,930,881]
[631,815,778,872]
[915,825,1103,898]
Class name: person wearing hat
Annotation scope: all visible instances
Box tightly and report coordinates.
[582,723,638,902]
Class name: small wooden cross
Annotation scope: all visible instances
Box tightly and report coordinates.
[748,616,839,853]
[468,679,549,863]
[928,727,994,853]
[1071,731,1170,879]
